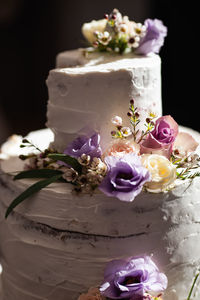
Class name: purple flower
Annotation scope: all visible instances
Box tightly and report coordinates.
[136,19,167,55]
[100,256,168,299]
[99,153,150,202]
[64,132,102,159]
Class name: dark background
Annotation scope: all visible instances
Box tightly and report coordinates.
[0,0,198,144]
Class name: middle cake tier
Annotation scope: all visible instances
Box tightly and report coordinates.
[46,50,162,152]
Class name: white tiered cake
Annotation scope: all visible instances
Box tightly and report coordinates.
[47,49,161,151]
[0,8,200,300]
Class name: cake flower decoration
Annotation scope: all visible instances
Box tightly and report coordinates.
[135,19,167,55]
[4,99,200,218]
[141,154,177,192]
[82,9,167,55]
[140,115,179,159]
[103,140,139,158]
[64,132,102,159]
[99,153,150,202]
[99,256,167,299]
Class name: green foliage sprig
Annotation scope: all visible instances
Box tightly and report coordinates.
[5,153,82,218]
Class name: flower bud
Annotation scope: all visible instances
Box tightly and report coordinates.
[135,112,140,118]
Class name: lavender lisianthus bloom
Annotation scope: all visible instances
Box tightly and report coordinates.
[64,132,102,159]
[99,153,150,202]
[100,256,168,299]
[136,19,167,55]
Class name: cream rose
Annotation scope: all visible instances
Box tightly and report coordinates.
[81,19,107,44]
[141,154,176,192]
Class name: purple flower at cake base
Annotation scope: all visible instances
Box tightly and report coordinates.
[136,19,167,55]
[100,256,168,299]
[64,132,102,159]
[99,153,150,202]
[140,115,178,159]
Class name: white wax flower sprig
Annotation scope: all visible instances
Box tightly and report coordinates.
[110,99,156,142]
[81,8,167,55]
[111,116,132,138]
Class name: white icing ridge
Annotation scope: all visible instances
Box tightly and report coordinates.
[47,49,162,151]
[0,127,200,299]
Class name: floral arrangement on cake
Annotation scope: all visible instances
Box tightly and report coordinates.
[81,9,167,55]
[78,255,167,300]
[76,255,199,300]
[4,99,200,218]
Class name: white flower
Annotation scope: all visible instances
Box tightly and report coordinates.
[118,23,128,34]
[90,157,107,175]
[78,154,91,166]
[111,116,123,126]
[62,167,78,182]
[81,19,107,44]
[134,22,147,37]
[97,31,112,45]
[128,35,140,48]
[121,127,132,137]
[141,154,177,192]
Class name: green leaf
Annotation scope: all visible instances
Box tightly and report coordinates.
[14,169,63,180]
[48,154,82,174]
[5,174,62,219]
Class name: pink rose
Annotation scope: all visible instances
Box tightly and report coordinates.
[103,140,140,158]
[78,287,105,300]
[140,115,178,158]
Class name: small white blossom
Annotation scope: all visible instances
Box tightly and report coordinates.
[78,154,91,166]
[97,31,112,45]
[134,22,147,37]
[90,157,107,175]
[111,116,123,126]
[87,171,104,185]
[128,35,140,48]
[62,168,78,183]
[118,23,128,34]
[121,127,132,137]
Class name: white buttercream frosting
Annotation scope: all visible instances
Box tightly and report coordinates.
[0,127,200,300]
[47,49,162,151]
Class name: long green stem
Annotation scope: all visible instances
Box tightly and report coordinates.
[187,273,199,300]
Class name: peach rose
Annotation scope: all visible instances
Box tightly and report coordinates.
[103,140,140,158]
[78,287,105,300]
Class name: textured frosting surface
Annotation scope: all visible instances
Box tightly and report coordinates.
[47,49,162,151]
[0,127,200,300]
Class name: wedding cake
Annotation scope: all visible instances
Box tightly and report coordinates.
[0,9,200,300]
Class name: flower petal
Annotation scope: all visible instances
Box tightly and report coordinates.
[174,132,199,154]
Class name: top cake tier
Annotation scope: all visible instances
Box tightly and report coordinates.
[46,49,162,151]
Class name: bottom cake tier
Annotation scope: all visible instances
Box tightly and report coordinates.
[0,127,200,300]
